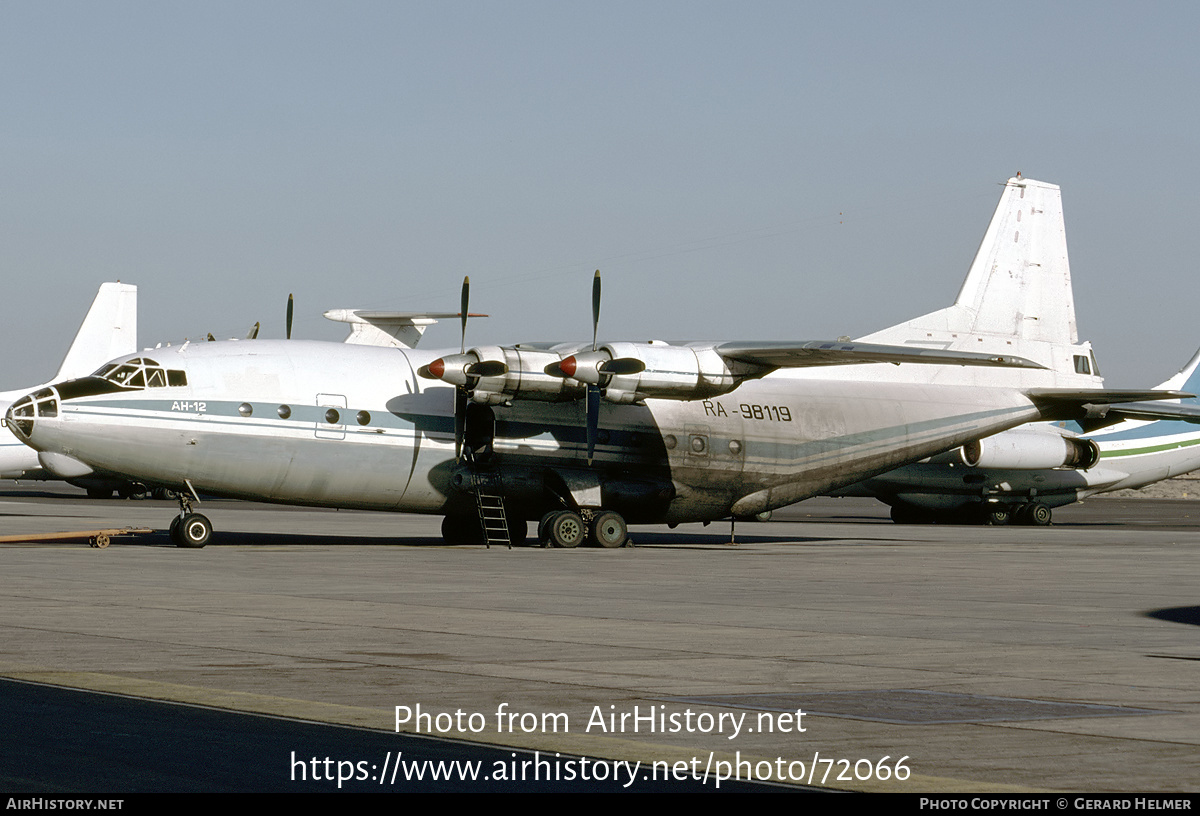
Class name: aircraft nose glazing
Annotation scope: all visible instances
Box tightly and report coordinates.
[6,396,35,440]
[6,389,60,442]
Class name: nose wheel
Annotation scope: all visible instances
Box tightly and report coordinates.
[169,491,212,548]
[169,513,212,548]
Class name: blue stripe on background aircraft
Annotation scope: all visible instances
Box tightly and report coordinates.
[6,177,1199,547]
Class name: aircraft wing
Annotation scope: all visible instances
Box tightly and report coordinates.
[714,341,1046,370]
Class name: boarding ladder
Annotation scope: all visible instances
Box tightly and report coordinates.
[470,468,512,549]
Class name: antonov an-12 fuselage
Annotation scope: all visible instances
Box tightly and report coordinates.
[7,331,1183,548]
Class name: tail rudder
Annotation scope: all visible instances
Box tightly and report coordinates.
[53,282,138,381]
[863,177,1075,345]
[856,176,1097,387]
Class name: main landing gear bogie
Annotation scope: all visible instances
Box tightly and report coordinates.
[537,509,629,549]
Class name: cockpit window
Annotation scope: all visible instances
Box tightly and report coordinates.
[91,357,186,390]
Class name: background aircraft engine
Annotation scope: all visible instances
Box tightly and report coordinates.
[961,428,1101,470]
[561,342,760,403]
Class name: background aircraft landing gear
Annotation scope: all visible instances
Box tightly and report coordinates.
[982,504,1012,526]
[1014,502,1052,526]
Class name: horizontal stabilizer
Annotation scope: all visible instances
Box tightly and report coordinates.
[1092,401,1200,424]
[1026,389,1194,404]
[715,341,1046,370]
[1027,388,1198,424]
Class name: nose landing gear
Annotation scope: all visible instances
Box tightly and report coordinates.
[168,489,212,548]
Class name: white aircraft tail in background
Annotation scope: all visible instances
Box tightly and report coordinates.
[50,282,138,384]
[1,282,137,479]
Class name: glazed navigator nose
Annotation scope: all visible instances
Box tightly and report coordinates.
[6,395,35,440]
[5,388,58,442]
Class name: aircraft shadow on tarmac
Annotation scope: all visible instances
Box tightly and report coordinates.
[107,529,845,548]
[1145,606,1200,626]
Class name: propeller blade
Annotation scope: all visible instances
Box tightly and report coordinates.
[591,270,601,352]
[460,276,470,354]
[454,387,467,462]
[456,276,471,460]
[588,271,603,461]
[286,294,294,340]
[586,384,601,464]
[246,322,260,340]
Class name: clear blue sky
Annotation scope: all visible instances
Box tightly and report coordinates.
[3,1,1198,386]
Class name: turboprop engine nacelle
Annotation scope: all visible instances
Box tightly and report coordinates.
[961,428,1101,470]
[423,346,585,404]
[559,342,764,403]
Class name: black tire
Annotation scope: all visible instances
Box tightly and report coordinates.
[1027,502,1052,526]
[548,511,585,548]
[176,513,211,548]
[117,482,147,500]
[590,511,627,548]
[538,511,562,547]
[985,505,1012,526]
[168,515,183,545]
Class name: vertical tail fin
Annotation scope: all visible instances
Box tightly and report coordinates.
[1155,347,1200,400]
[52,282,138,381]
[857,176,1099,386]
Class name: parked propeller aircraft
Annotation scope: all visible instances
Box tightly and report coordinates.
[7,178,1197,548]
[840,348,1200,524]
[0,282,138,495]
[5,292,1191,548]
[306,175,1200,528]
